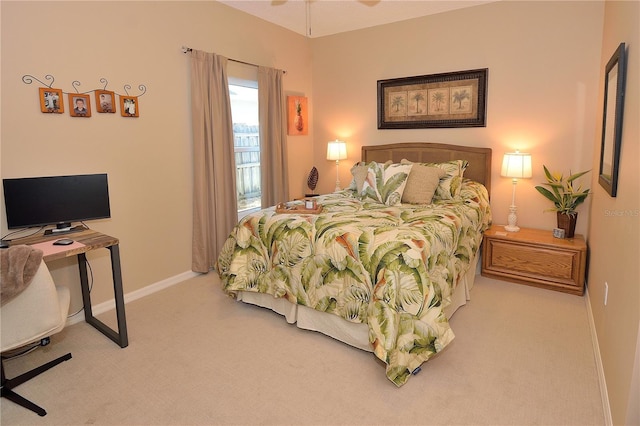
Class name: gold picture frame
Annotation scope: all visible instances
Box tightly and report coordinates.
[120,96,139,117]
[39,87,64,113]
[69,93,91,117]
[96,90,116,113]
[378,68,488,129]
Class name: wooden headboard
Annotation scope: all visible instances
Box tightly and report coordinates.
[362,142,492,195]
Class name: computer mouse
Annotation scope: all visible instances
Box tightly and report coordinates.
[53,238,74,246]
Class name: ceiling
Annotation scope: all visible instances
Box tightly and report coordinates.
[217,0,498,38]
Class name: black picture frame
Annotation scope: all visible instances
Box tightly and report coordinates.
[377,68,488,129]
[598,42,627,197]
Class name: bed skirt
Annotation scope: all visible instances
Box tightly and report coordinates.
[234,251,481,352]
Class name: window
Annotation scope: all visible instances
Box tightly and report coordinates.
[229,82,261,215]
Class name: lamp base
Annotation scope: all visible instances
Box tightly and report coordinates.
[505,204,520,232]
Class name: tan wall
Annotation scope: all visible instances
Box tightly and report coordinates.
[588,1,640,424]
[0,1,313,311]
[310,1,604,236]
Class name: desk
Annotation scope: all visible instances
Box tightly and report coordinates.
[13,229,128,348]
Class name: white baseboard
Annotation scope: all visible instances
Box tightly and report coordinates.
[585,286,613,426]
[66,270,201,326]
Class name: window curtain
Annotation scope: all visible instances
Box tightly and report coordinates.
[258,66,289,207]
[189,50,238,273]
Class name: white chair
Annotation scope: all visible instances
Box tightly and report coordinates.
[1,258,72,417]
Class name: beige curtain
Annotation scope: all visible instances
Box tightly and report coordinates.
[189,50,237,273]
[258,66,289,207]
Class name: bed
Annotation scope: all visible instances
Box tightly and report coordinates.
[217,142,492,386]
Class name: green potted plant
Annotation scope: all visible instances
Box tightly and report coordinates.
[535,165,590,238]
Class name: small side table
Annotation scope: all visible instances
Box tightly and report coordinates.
[481,225,587,295]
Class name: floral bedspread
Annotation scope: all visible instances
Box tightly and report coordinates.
[217,180,491,386]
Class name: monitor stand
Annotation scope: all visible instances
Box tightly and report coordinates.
[44,224,87,236]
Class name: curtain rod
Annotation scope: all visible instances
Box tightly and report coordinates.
[181,46,286,74]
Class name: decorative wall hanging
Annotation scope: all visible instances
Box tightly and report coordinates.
[120,96,139,117]
[377,68,488,129]
[69,93,91,117]
[23,75,146,118]
[287,96,308,135]
[39,87,64,113]
[598,42,627,197]
[96,90,116,113]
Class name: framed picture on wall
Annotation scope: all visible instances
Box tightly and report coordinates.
[287,96,308,135]
[120,96,139,117]
[377,68,488,129]
[39,88,64,114]
[69,93,91,117]
[96,90,116,113]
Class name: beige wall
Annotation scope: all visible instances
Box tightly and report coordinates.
[0,1,313,310]
[588,1,640,424]
[3,1,637,421]
[311,1,604,236]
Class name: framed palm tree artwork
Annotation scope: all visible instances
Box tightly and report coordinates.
[377,68,488,129]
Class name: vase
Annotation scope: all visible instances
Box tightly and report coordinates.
[557,212,577,238]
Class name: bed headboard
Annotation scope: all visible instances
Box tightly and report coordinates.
[362,142,492,195]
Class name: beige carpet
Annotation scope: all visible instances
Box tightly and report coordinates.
[1,273,605,425]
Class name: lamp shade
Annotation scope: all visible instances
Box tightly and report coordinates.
[501,151,532,179]
[327,140,347,161]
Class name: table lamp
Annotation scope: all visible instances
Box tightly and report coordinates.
[327,140,347,192]
[501,150,532,232]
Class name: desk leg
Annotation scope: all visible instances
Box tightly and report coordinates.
[77,246,129,348]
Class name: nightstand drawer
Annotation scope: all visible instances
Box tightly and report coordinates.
[481,225,587,295]
[484,239,581,285]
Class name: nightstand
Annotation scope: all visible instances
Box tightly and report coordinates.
[481,225,587,295]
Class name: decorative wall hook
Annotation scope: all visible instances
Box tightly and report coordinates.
[22,74,147,98]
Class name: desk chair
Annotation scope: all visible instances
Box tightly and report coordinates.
[1,258,72,416]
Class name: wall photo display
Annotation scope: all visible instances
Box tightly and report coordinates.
[69,93,91,117]
[120,96,139,117]
[96,90,116,113]
[39,88,64,113]
[377,68,488,129]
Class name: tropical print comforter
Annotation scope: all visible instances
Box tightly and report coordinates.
[217,179,491,386]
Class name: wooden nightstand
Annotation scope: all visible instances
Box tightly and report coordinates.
[481,225,587,295]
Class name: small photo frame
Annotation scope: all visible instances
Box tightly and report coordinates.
[96,90,116,113]
[120,96,139,117]
[69,94,91,117]
[39,88,64,113]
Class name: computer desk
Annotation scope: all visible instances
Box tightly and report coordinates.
[14,228,128,348]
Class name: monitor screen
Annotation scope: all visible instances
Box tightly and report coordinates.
[3,173,111,230]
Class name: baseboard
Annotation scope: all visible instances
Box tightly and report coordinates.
[66,270,201,326]
[585,286,613,426]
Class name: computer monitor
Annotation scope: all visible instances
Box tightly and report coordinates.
[3,173,111,231]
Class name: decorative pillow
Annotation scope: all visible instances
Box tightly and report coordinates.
[361,162,413,206]
[401,164,446,204]
[401,159,468,200]
[348,162,369,193]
